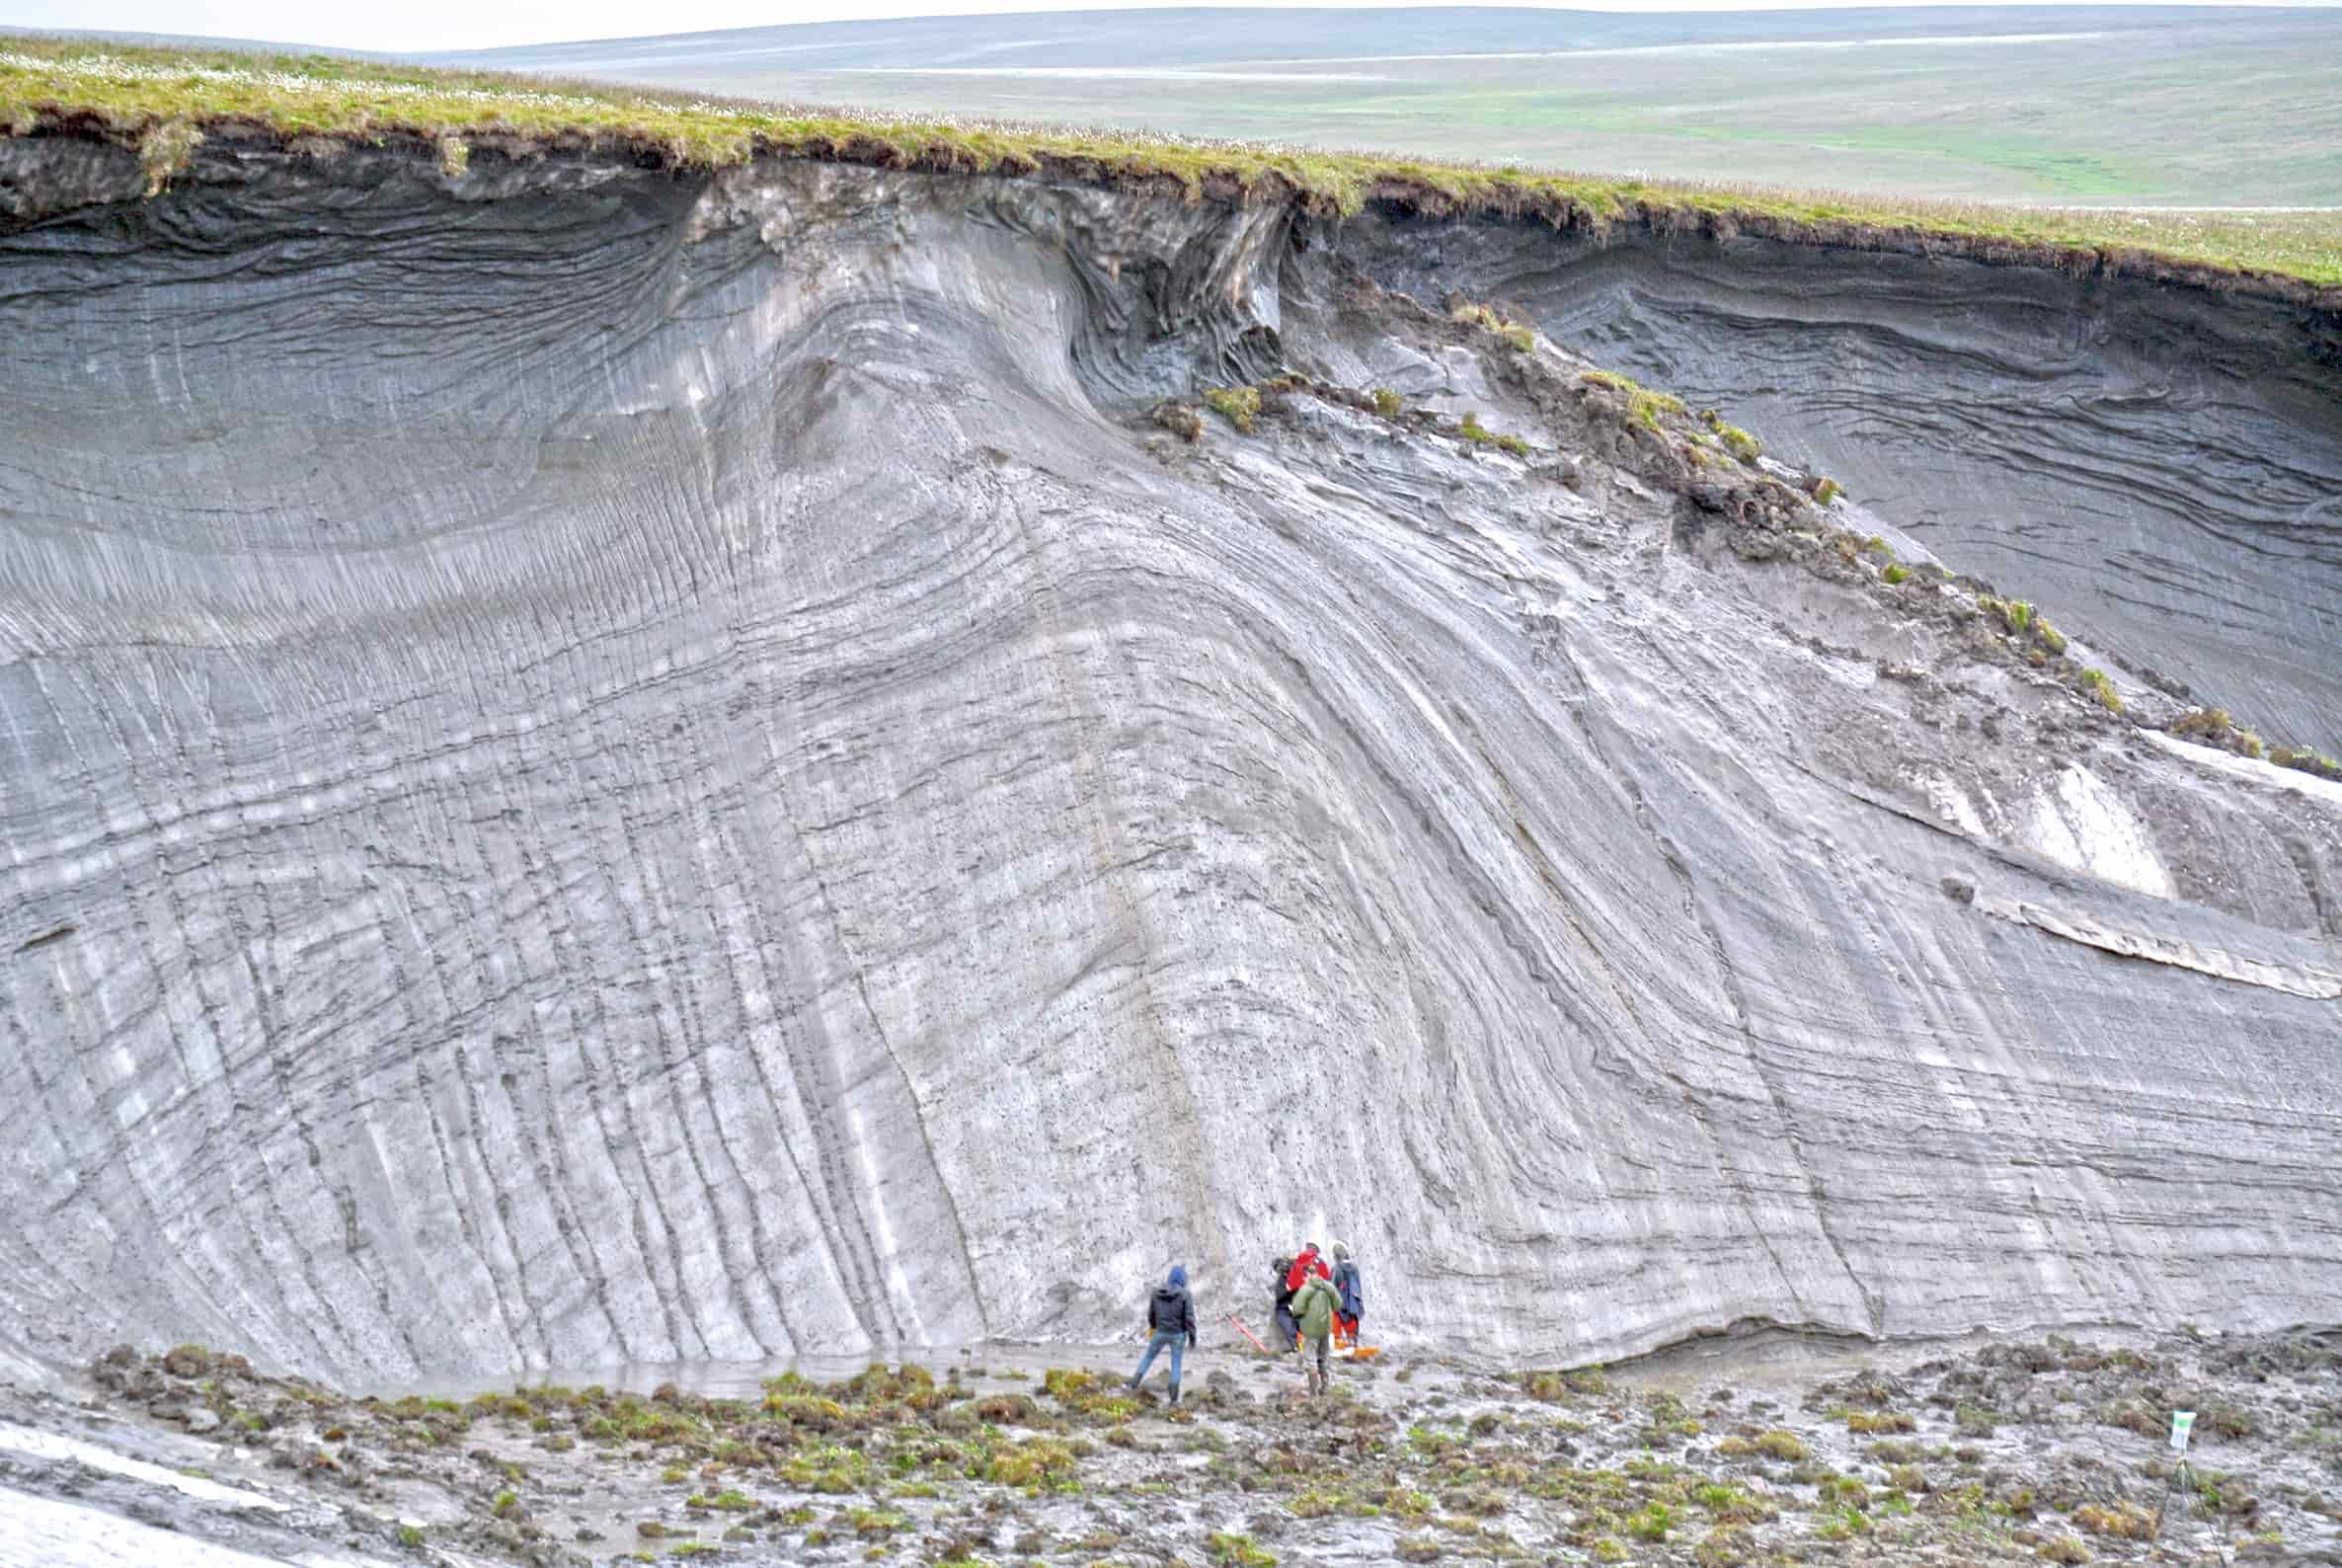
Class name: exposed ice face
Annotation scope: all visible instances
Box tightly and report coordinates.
[0,142,2338,1385]
[0,1420,398,1568]
[0,1422,288,1513]
[0,1491,298,1568]
[2024,766,2176,900]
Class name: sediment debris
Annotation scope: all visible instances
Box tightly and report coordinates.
[3,1329,2332,1564]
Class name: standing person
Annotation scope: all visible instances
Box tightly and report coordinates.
[1271,1256,1299,1352]
[1130,1266,1197,1404]
[1286,1242,1329,1295]
[1292,1269,1342,1395]
[1330,1240,1363,1349]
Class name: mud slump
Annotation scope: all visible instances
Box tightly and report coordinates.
[1326,209,2342,754]
[2,132,2340,1426]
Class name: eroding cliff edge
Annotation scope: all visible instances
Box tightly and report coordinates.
[1,133,2337,1385]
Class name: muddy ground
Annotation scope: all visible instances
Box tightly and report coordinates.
[2,1328,2339,1566]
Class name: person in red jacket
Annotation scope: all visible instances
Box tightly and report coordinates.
[1286,1243,1329,1295]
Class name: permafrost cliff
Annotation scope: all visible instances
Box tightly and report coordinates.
[1,132,2338,1389]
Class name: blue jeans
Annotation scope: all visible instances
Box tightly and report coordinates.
[1130,1330,1186,1399]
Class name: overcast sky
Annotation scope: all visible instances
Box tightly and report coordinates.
[15,0,2331,55]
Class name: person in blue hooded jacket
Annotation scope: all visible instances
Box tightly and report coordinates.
[1129,1266,1198,1404]
[1330,1239,1363,1346]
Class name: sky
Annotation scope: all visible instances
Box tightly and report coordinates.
[11,0,2331,55]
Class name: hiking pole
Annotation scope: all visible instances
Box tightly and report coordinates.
[1227,1314,1270,1355]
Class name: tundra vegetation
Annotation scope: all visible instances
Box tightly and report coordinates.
[53,1330,2342,1566]
[4,38,2341,287]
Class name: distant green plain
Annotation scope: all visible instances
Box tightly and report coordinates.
[7,24,2339,286]
[460,10,2342,207]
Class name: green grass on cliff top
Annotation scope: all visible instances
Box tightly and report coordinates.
[5,36,2339,289]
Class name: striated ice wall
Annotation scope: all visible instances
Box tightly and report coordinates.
[0,137,2337,1384]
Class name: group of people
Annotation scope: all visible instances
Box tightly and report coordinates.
[1272,1241,1363,1394]
[1124,1240,1367,1406]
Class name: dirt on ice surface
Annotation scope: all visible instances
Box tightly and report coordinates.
[3,1331,2338,1567]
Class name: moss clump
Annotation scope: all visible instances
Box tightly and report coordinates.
[1755,1430,1809,1461]
[1954,1403,1999,1437]
[1817,1475,1871,1508]
[1693,1525,1756,1566]
[1203,385,1261,433]
[1041,1368,1099,1402]
[1845,1410,1915,1435]
[1626,1501,1675,1541]
[1152,400,1204,442]
[1449,301,1534,353]
[1693,1483,1776,1524]
[974,1437,1079,1489]
[1458,412,1496,445]
[2078,667,2123,713]
[1881,563,1911,586]
[1372,388,1403,418]
[2039,1537,2091,1565]
[1816,1505,1872,1539]
[1583,369,1689,431]
[2073,1501,2153,1538]
[2271,745,2342,781]
[1205,1531,1278,1566]
[781,1444,871,1492]
[1813,478,1844,505]
[2036,618,2068,655]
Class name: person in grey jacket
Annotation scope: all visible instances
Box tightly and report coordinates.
[1129,1266,1197,1404]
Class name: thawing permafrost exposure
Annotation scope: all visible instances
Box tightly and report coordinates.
[1,44,2340,1568]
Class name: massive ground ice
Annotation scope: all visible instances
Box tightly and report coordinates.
[0,132,2337,1386]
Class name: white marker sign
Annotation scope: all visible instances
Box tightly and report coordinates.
[2170,1410,2195,1452]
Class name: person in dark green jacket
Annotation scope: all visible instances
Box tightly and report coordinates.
[1292,1271,1341,1395]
